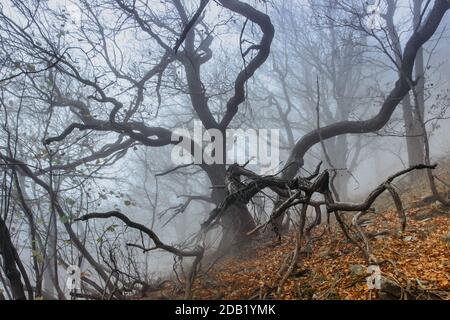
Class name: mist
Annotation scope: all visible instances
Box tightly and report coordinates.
[0,0,449,302]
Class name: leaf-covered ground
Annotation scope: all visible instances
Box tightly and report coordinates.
[188,165,450,300]
[190,206,449,300]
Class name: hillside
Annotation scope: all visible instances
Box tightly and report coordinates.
[185,166,450,300]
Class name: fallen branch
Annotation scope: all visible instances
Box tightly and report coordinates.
[75,211,202,257]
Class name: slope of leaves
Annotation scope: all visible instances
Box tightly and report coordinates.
[190,164,450,300]
[190,207,449,300]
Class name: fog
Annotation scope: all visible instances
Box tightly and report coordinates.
[0,0,449,300]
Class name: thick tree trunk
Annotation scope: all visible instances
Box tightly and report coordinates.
[42,213,58,299]
[402,94,424,173]
[411,0,427,180]
[386,0,425,179]
[206,164,256,252]
[0,216,26,300]
[328,134,349,200]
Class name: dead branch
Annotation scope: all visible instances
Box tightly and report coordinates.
[75,211,202,258]
[201,162,435,273]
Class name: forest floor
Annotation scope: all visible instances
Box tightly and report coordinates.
[187,164,450,300]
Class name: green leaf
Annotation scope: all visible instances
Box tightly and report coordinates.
[60,214,71,224]
[31,249,44,263]
[26,63,36,72]
[106,224,118,232]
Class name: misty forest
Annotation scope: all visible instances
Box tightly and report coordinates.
[0,0,449,301]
